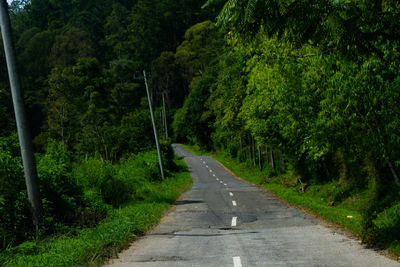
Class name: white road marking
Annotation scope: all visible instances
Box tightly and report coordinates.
[203,161,206,164]
[209,170,212,173]
[213,174,216,177]
[206,165,209,168]
[220,181,223,184]
[229,192,233,196]
[233,256,242,267]
[216,178,219,180]
[232,201,237,206]
[231,217,237,227]
[224,183,227,186]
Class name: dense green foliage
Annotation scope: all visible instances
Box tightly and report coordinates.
[0,0,220,254]
[0,136,176,249]
[171,0,400,253]
[0,158,192,266]
[1,0,222,153]
[2,0,400,259]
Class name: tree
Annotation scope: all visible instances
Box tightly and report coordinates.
[172,74,215,148]
[175,20,223,88]
[152,51,180,107]
[49,25,95,68]
[206,0,400,57]
[104,3,131,59]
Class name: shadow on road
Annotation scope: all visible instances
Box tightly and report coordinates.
[175,200,204,205]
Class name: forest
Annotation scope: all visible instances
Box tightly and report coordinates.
[1,0,400,264]
[0,0,221,263]
[171,0,400,255]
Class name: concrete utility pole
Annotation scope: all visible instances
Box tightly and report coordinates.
[0,0,42,229]
[162,91,168,139]
[143,70,165,180]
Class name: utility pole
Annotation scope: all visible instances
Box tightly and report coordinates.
[143,70,165,180]
[0,0,42,229]
[162,91,168,139]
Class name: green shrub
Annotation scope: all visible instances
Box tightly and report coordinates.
[226,143,238,158]
[37,140,84,226]
[1,137,178,252]
[73,158,132,206]
[117,110,155,157]
[79,189,109,227]
[160,140,177,172]
[0,146,31,249]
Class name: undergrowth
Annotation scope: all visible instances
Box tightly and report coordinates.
[0,157,192,266]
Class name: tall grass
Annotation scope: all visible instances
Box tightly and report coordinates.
[0,158,192,266]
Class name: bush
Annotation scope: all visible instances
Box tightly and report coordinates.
[226,142,238,158]
[0,146,32,249]
[117,110,155,156]
[37,140,84,226]
[160,140,177,172]
[73,148,177,207]
[73,158,132,207]
[1,136,176,251]
[0,139,110,250]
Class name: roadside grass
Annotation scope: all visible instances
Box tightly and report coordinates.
[0,158,192,267]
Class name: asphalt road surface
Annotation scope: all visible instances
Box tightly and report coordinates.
[107,144,399,267]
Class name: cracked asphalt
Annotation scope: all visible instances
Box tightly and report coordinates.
[106,144,399,267]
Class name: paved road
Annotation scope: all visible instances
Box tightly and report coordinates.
[107,144,399,267]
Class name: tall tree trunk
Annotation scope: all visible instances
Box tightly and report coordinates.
[258,146,262,170]
[248,137,252,163]
[388,161,400,187]
[279,150,286,171]
[271,149,275,169]
[251,136,256,167]
[239,137,243,161]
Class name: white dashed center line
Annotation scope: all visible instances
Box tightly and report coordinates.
[216,178,219,181]
[231,217,237,227]
[206,165,209,168]
[213,174,216,177]
[233,256,242,267]
[209,170,212,173]
[229,192,233,196]
[224,183,227,186]
[232,201,237,206]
